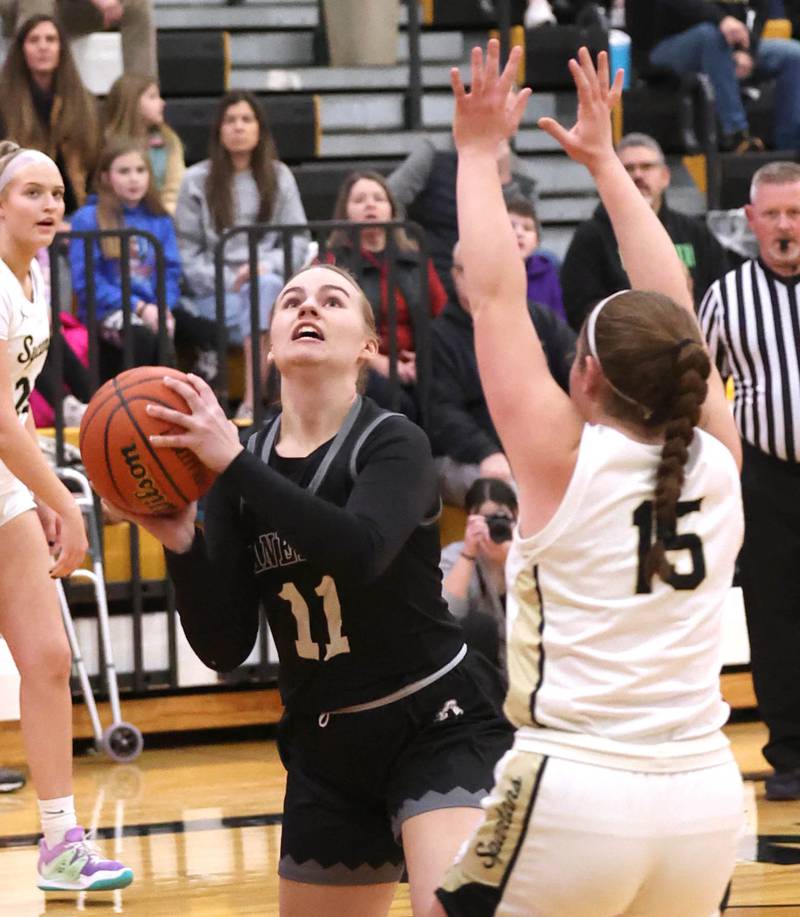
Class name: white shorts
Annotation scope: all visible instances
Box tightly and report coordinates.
[0,480,35,529]
[437,748,744,917]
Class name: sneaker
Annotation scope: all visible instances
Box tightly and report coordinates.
[765,769,800,801]
[37,826,134,892]
[192,348,219,384]
[0,767,25,792]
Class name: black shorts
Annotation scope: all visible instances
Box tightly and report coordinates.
[276,650,514,886]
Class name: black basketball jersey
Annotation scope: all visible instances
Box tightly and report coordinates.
[167,396,464,714]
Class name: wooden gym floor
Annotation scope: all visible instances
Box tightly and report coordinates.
[0,721,798,916]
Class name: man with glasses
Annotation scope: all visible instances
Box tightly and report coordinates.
[561,132,729,330]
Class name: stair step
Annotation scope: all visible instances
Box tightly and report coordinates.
[231,62,457,92]
[156,3,319,29]
[318,127,561,159]
[229,29,464,67]
[318,91,557,131]
[537,196,599,223]
[156,1,410,30]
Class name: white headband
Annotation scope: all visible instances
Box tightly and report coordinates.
[585,289,629,362]
[0,149,57,195]
[584,289,654,419]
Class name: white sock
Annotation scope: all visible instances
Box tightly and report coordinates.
[38,795,77,848]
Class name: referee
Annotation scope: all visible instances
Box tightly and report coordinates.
[699,161,800,800]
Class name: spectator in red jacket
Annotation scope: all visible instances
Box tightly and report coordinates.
[324,171,446,421]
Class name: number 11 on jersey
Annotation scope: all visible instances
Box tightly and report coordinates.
[279,576,351,661]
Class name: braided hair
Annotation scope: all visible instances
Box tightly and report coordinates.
[584,291,711,587]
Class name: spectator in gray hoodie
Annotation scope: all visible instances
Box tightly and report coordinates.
[174,91,308,419]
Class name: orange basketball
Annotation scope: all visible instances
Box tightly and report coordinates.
[79,366,216,516]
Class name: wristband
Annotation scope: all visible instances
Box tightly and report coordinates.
[460,552,477,562]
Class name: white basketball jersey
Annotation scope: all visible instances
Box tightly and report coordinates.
[505,422,743,763]
[0,258,50,493]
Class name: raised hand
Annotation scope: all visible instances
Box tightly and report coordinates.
[538,47,623,174]
[450,39,532,155]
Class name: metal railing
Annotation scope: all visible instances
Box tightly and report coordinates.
[48,228,178,695]
[49,227,172,462]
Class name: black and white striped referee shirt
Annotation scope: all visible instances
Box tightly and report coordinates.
[699,259,800,463]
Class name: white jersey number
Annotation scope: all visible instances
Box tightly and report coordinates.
[279,576,351,661]
[633,498,707,594]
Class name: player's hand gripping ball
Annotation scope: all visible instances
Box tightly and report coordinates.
[79,366,215,515]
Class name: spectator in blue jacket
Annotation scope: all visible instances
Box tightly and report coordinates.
[70,138,179,381]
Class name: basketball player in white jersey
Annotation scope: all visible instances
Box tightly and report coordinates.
[0,142,133,892]
[433,44,744,917]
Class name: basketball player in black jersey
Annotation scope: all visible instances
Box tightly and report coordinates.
[114,262,513,916]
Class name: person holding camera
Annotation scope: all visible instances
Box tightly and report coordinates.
[440,477,518,671]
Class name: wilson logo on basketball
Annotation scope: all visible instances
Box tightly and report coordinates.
[121,443,179,515]
[173,446,209,489]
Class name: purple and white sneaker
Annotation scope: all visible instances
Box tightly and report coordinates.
[37,826,134,891]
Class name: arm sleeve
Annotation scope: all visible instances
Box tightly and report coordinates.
[698,279,730,377]
[387,139,436,206]
[560,221,620,332]
[259,163,309,276]
[165,487,262,672]
[174,172,216,298]
[218,416,439,584]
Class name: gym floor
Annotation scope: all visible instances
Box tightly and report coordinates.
[0,721,798,915]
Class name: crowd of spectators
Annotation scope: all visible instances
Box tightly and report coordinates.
[0,1,795,443]
[0,0,798,803]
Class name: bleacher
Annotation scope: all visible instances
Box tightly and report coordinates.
[0,1,764,741]
[149,0,639,258]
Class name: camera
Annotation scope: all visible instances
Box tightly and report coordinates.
[485,513,513,544]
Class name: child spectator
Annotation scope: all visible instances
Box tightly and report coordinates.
[69,139,179,382]
[324,171,446,421]
[0,14,100,215]
[104,74,185,215]
[506,196,566,321]
[174,91,308,420]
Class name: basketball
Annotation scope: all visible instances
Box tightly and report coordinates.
[79,366,216,516]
